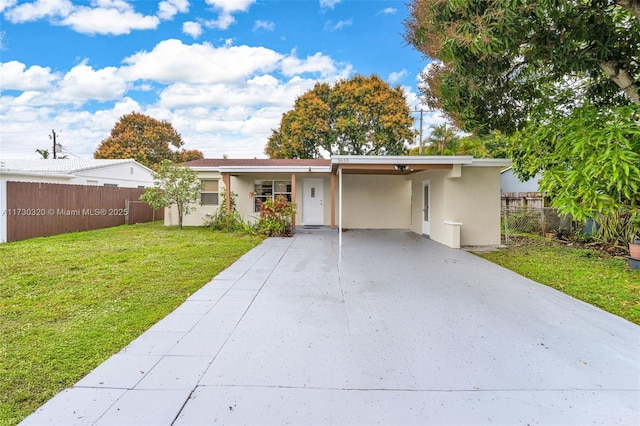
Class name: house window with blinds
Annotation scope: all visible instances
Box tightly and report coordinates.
[201,180,219,205]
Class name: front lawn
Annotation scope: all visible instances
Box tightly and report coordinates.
[0,223,263,426]
[476,237,640,325]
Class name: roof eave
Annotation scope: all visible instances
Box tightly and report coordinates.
[219,166,332,174]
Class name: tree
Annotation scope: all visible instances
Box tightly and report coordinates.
[512,105,640,223]
[404,0,640,232]
[404,0,640,135]
[35,149,50,159]
[139,160,202,229]
[265,74,415,158]
[94,112,203,168]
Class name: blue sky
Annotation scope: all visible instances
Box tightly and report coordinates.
[0,0,444,159]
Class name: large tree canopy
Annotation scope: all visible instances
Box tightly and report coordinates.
[404,0,640,135]
[265,74,415,158]
[94,112,203,168]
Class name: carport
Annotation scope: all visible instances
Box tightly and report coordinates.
[332,156,510,248]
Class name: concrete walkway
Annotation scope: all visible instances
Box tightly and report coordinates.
[21,230,640,425]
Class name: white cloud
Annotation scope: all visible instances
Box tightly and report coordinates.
[120,39,283,84]
[0,61,58,90]
[202,12,235,30]
[280,51,336,77]
[388,69,408,84]
[4,0,73,22]
[157,0,189,20]
[324,19,352,32]
[0,0,17,13]
[378,7,397,15]
[56,61,127,102]
[253,20,274,32]
[320,0,341,9]
[205,0,255,13]
[4,0,162,35]
[156,75,315,110]
[182,21,202,38]
[61,4,160,35]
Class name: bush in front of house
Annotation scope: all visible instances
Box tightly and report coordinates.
[257,195,296,237]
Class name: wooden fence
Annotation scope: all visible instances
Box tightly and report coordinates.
[5,182,163,242]
[501,192,546,209]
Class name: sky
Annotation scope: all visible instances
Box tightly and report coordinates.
[0,0,444,160]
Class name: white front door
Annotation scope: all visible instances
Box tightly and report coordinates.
[303,178,324,226]
[422,180,430,236]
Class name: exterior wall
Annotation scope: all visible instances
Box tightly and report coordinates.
[0,163,153,188]
[165,171,224,227]
[410,169,448,239]
[166,172,334,228]
[500,167,540,193]
[342,174,411,229]
[74,163,154,188]
[411,167,502,247]
[444,166,502,246]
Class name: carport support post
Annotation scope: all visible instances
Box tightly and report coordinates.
[330,173,336,228]
[338,167,342,247]
[222,173,231,214]
[291,173,296,229]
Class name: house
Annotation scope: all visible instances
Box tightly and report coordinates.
[169,156,510,249]
[500,166,545,208]
[0,159,156,243]
[0,159,154,187]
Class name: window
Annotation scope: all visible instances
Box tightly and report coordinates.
[201,180,219,205]
[103,183,118,187]
[254,180,292,212]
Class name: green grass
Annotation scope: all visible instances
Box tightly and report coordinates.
[476,237,640,325]
[0,223,263,426]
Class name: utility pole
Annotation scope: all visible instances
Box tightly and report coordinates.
[414,107,424,154]
[50,129,61,159]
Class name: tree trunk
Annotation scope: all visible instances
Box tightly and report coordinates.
[616,0,640,21]
[177,204,183,229]
[599,60,640,105]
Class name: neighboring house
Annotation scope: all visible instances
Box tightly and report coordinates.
[0,159,154,187]
[0,159,155,243]
[170,156,510,249]
[500,166,541,193]
[500,166,545,208]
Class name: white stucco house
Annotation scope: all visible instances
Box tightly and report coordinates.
[167,156,510,249]
[0,159,154,187]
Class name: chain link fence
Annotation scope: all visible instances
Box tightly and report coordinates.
[501,207,582,244]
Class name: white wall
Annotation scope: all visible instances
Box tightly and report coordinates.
[74,163,154,188]
[411,167,502,247]
[168,172,335,228]
[341,174,411,229]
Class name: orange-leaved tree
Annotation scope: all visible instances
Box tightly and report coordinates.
[94,112,203,169]
[265,74,415,158]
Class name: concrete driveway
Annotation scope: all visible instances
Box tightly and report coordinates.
[21,230,640,425]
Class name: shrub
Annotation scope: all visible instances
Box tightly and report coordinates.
[205,189,256,234]
[257,195,296,237]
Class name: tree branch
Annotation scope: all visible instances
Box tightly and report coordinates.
[599,59,640,105]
